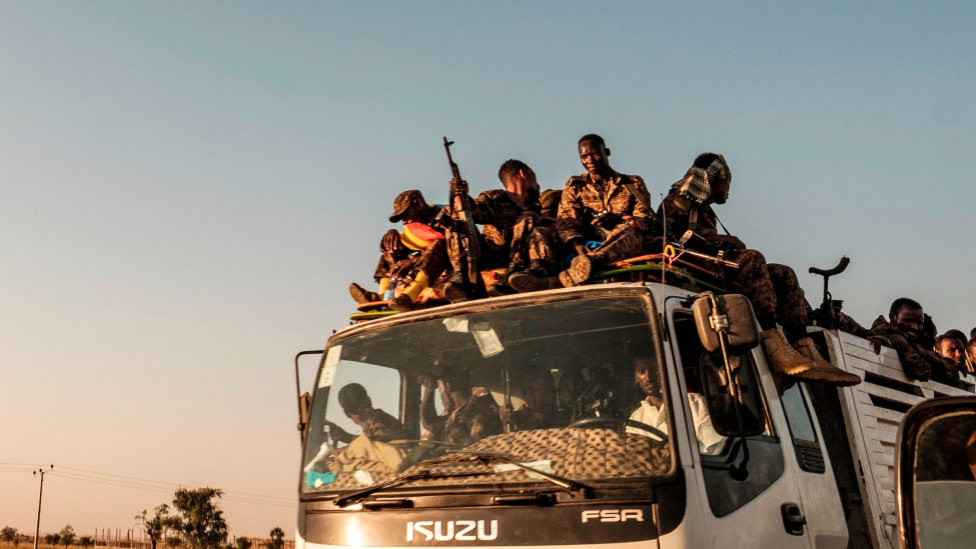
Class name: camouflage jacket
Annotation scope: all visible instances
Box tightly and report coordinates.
[869,316,959,383]
[657,190,718,238]
[556,172,653,243]
[360,408,409,443]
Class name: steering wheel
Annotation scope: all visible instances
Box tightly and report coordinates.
[567,416,670,448]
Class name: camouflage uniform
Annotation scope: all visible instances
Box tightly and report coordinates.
[359,407,410,443]
[556,172,653,265]
[374,205,451,283]
[469,190,559,274]
[658,191,807,331]
[869,316,959,382]
[428,390,503,448]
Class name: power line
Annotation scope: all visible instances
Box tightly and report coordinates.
[55,466,294,502]
[46,471,296,508]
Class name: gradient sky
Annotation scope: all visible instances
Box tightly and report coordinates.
[2,0,974,537]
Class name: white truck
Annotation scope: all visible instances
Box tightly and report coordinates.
[293,280,976,549]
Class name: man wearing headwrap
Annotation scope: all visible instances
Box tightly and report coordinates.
[552,134,657,288]
[446,159,560,298]
[658,153,860,387]
[348,190,452,312]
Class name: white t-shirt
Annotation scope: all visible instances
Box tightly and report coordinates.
[627,393,726,455]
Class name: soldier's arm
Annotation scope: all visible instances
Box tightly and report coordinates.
[471,191,498,225]
[556,179,585,244]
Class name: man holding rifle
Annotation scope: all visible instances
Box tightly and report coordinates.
[658,153,860,386]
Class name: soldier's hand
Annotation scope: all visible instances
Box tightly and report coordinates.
[381,230,405,253]
[452,178,469,197]
[499,404,513,425]
[418,375,437,392]
[868,336,885,354]
[574,242,590,256]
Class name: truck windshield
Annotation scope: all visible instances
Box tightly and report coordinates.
[301,294,673,495]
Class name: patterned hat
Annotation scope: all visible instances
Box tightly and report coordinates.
[389,190,426,222]
[671,153,730,205]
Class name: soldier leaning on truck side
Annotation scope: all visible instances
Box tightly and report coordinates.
[445,159,560,298]
[554,134,657,288]
[348,190,452,312]
[658,153,860,387]
[865,298,959,382]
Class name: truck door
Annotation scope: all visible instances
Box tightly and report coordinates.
[774,379,849,549]
[665,306,814,549]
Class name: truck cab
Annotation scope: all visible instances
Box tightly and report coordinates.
[293,282,974,549]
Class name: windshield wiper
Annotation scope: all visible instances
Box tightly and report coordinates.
[416,450,593,497]
[333,469,487,507]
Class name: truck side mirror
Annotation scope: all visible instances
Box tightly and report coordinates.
[699,351,766,437]
[298,391,312,441]
[896,396,976,549]
[692,293,759,353]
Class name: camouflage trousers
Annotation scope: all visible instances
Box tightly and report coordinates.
[374,229,450,282]
[481,216,559,277]
[589,224,648,268]
[725,249,807,331]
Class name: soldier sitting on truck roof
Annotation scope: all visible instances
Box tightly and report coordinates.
[658,153,860,387]
[348,190,451,312]
[866,298,959,382]
[444,159,561,298]
[554,134,657,288]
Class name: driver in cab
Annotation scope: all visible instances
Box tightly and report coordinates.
[628,357,726,455]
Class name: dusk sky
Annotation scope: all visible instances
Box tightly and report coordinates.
[2,1,974,537]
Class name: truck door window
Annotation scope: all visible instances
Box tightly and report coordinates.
[671,311,785,517]
[776,378,827,474]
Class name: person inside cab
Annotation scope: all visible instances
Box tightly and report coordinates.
[555,134,656,288]
[498,367,561,431]
[420,369,503,448]
[658,153,860,388]
[312,383,409,475]
[627,357,725,455]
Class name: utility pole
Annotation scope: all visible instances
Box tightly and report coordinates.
[32,465,54,549]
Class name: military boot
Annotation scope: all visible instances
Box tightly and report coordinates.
[508,262,561,293]
[791,338,862,387]
[349,283,381,304]
[558,254,595,288]
[761,328,817,376]
[389,294,415,313]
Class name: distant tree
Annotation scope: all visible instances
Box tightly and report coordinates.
[167,488,227,549]
[263,529,283,549]
[0,526,17,543]
[164,538,181,549]
[59,526,75,549]
[136,504,171,549]
[44,534,60,546]
[233,538,251,549]
[78,537,93,549]
[1,528,18,548]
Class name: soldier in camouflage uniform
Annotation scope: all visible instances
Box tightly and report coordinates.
[349,190,451,312]
[325,383,409,444]
[658,153,860,387]
[447,160,560,298]
[554,134,656,288]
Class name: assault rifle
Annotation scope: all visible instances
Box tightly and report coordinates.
[442,137,483,296]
